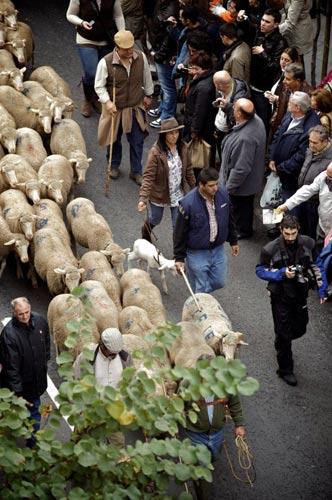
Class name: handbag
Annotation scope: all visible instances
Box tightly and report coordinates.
[187,139,211,170]
[260,172,283,208]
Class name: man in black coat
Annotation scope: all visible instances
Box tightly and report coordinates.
[0,297,50,447]
[238,7,287,131]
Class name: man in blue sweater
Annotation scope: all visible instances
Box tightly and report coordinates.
[173,167,239,292]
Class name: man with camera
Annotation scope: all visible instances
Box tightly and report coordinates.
[256,215,328,386]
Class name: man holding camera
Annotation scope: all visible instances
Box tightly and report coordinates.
[256,216,327,386]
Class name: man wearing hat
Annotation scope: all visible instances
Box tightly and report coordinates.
[138,117,196,239]
[74,328,132,387]
[95,29,154,185]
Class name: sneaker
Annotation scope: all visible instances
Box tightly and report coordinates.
[150,118,161,129]
[129,173,143,186]
[109,168,119,179]
[276,370,297,386]
[147,107,160,118]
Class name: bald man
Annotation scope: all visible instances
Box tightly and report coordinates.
[277,162,332,243]
[0,297,50,447]
[213,70,250,161]
[219,98,266,238]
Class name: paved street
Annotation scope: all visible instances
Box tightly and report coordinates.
[1,1,331,498]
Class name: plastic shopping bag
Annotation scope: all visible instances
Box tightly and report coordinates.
[260,172,282,208]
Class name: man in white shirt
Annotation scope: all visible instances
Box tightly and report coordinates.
[95,29,154,185]
[74,328,132,388]
[277,162,332,242]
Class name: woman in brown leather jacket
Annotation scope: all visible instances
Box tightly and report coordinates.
[138,117,195,240]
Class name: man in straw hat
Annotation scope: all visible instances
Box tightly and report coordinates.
[95,29,154,185]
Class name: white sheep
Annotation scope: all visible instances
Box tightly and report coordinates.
[47,293,99,357]
[80,280,119,334]
[66,197,130,277]
[0,85,52,134]
[0,102,16,152]
[38,154,74,205]
[0,48,25,91]
[0,0,17,28]
[80,250,122,312]
[0,212,29,278]
[0,154,37,194]
[30,65,71,99]
[128,238,176,294]
[0,188,40,240]
[182,293,247,360]
[120,269,166,327]
[22,80,73,124]
[33,228,84,295]
[119,305,153,338]
[15,127,47,171]
[34,199,71,246]
[50,119,91,183]
[4,21,34,67]
[168,321,216,368]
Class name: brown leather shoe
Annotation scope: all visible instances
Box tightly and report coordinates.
[129,173,142,186]
[81,100,93,118]
[109,168,120,179]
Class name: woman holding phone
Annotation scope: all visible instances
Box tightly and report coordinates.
[66,0,125,117]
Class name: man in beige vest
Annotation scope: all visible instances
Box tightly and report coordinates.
[95,29,154,185]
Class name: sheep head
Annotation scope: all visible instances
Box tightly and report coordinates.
[69,152,92,184]
[53,266,85,292]
[101,244,130,278]
[220,331,248,361]
[4,234,29,262]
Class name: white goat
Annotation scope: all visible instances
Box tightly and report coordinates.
[127,239,176,294]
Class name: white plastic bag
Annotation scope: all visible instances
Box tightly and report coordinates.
[260,172,282,208]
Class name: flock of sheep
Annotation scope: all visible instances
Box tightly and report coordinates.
[0,0,246,388]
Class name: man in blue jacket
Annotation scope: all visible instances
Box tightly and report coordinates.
[174,167,239,293]
[256,215,327,386]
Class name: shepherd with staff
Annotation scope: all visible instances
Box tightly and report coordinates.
[95,29,154,189]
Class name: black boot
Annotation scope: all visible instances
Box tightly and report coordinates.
[141,221,155,242]
[81,82,94,117]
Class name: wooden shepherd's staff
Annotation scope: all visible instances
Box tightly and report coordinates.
[104,70,116,196]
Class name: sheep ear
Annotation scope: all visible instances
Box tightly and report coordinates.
[4,41,13,46]
[29,107,39,114]
[100,249,111,256]
[69,158,76,164]
[53,268,65,274]
[0,70,10,76]
[20,67,26,75]
[238,340,248,346]
[4,239,16,246]
[87,158,92,162]
[15,182,26,187]
[60,179,64,184]
[78,268,85,274]
[123,248,131,254]
[46,95,53,103]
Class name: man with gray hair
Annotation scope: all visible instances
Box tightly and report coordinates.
[0,297,50,447]
[269,91,320,201]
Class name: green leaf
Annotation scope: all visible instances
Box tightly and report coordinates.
[193,465,213,482]
[78,452,98,467]
[188,410,198,424]
[149,439,167,455]
[174,463,192,481]
[179,446,196,464]
[57,351,74,364]
[237,377,260,396]
[106,400,125,420]
[155,417,170,432]
[66,319,81,332]
[172,397,184,412]
[0,388,14,398]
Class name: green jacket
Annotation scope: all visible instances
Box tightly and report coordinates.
[186,395,244,434]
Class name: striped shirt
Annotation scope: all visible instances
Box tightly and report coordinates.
[205,197,218,242]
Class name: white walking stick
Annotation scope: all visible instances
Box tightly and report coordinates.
[179,267,202,312]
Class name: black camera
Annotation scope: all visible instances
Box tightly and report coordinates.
[288,265,307,285]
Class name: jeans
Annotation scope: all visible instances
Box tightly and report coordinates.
[110,111,145,174]
[148,202,179,229]
[186,244,228,293]
[77,45,112,86]
[186,428,225,462]
[26,397,41,448]
[155,62,177,120]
